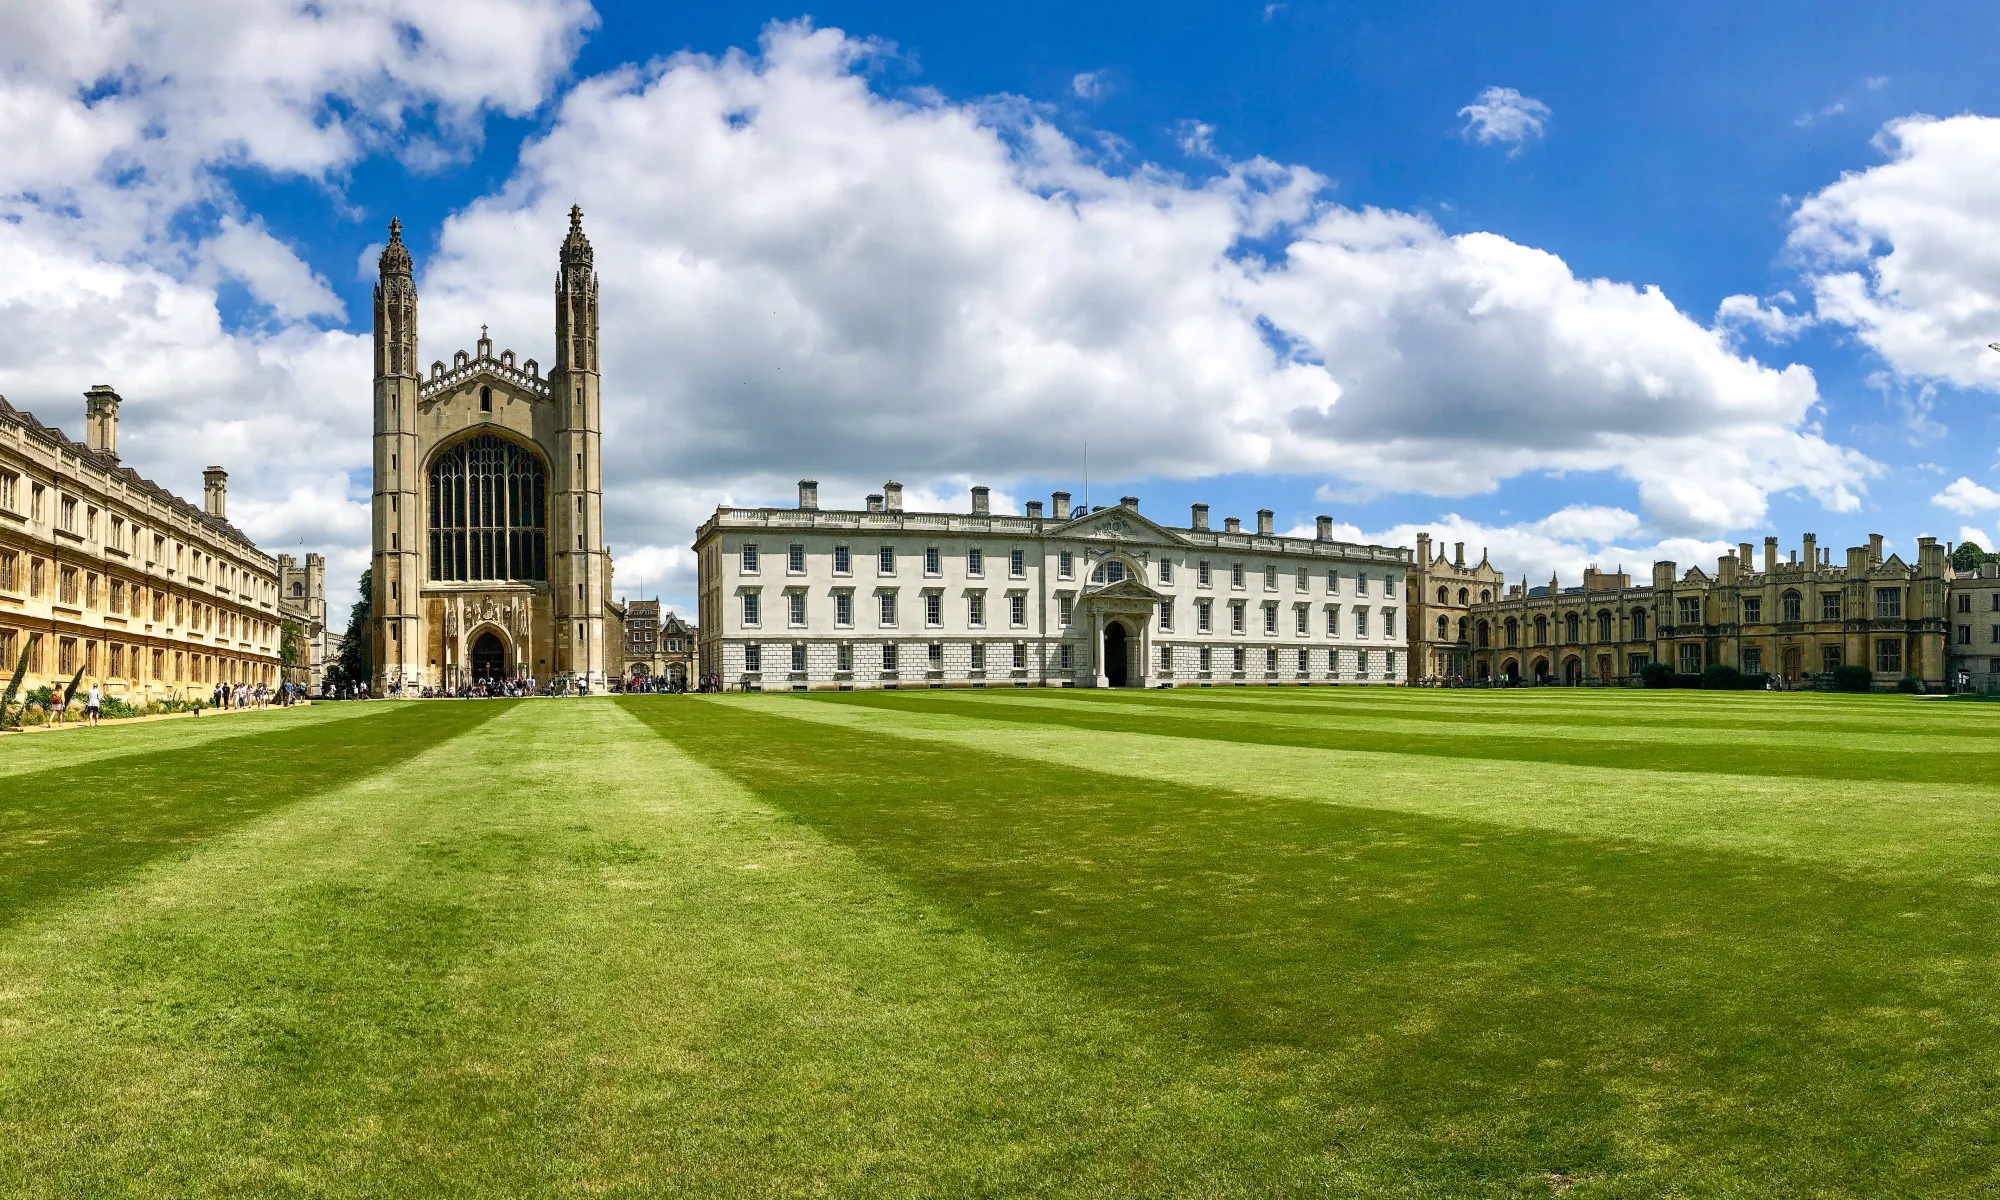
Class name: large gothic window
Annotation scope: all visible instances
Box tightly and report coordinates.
[428,435,547,582]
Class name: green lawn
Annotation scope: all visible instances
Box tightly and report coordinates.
[3,689,1999,1197]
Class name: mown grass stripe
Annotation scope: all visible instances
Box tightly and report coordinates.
[638,694,2000,1199]
[815,688,1991,785]
[750,694,2000,876]
[0,700,502,930]
[0,703,373,780]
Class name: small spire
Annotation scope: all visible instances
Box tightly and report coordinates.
[569,204,583,232]
[378,216,413,277]
[560,203,594,268]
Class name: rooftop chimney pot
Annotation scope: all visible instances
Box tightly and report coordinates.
[203,466,228,520]
[1052,491,1072,520]
[84,385,120,461]
[971,485,990,516]
[883,481,904,512]
[1191,503,1210,531]
[797,479,819,510]
[1256,509,1274,536]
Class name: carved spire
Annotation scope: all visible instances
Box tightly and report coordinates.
[561,204,593,267]
[379,217,412,278]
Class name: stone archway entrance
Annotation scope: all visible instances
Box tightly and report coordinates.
[1781,646,1802,683]
[471,631,507,681]
[1563,657,1583,686]
[1501,658,1519,684]
[1533,657,1551,685]
[1104,621,1130,688]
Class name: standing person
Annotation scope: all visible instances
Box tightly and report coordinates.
[50,685,66,724]
[85,682,102,727]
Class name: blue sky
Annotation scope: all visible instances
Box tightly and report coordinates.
[7,1,2000,613]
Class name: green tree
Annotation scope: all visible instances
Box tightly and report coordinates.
[1952,540,1986,574]
[325,570,372,694]
[0,644,29,730]
[279,620,306,670]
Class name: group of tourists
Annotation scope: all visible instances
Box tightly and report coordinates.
[615,674,689,694]
[208,680,277,711]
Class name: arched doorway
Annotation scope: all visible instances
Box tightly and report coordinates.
[1563,656,1583,686]
[470,631,507,681]
[1501,658,1519,684]
[1781,646,1802,683]
[1533,657,1551,685]
[1104,621,1129,688]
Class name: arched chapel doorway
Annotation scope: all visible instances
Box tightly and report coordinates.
[1563,656,1583,686]
[1533,657,1551,685]
[1104,621,1130,688]
[1781,646,1802,683]
[470,631,507,681]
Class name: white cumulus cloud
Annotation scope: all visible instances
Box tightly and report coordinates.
[1457,86,1551,155]
[1933,476,2000,514]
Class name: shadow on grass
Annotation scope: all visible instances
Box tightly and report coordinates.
[824,688,1997,784]
[0,702,504,931]
[629,696,2000,1198]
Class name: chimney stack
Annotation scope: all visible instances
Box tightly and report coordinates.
[1739,542,1754,571]
[203,467,228,520]
[1763,536,1778,574]
[1868,533,1884,564]
[1224,516,1241,533]
[1120,495,1139,509]
[797,479,819,510]
[1191,503,1210,531]
[883,481,903,512]
[1802,532,1816,571]
[1052,491,1072,520]
[1314,515,1332,540]
[84,385,120,461]
[1256,509,1274,536]
[1026,500,1043,518]
[1454,542,1465,568]
[971,485,990,515]
[866,493,884,513]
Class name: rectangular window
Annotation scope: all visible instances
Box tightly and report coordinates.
[971,642,986,670]
[1679,643,1703,673]
[1959,624,1972,645]
[833,545,851,575]
[1993,625,1999,644]
[110,579,123,611]
[1060,643,1073,670]
[1742,647,1763,674]
[1013,642,1027,670]
[1992,593,2000,612]
[1356,574,1368,597]
[969,592,985,626]
[791,643,806,672]
[1264,565,1277,590]
[1876,638,1903,673]
[59,566,78,605]
[879,546,895,575]
[925,547,941,576]
[1198,560,1212,587]
[1265,647,1278,672]
[1823,592,1842,620]
[1383,608,1396,638]
[882,643,898,671]
[1059,550,1074,579]
[1231,563,1244,589]
[1159,559,1174,585]
[925,592,943,626]
[60,496,77,532]
[0,472,12,510]
[1263,603,1278,635]
[880,592,897,626]
[1875,588,1902,619]
[1010,549,1025,578]
[788,544,805,573]
[1326,569,1339,593]
[1010,593,1026,626]
[1354,607,1369,638]
[741,544,759,573]
[0,551,13,592]
[110,516,123,550]
[1743,596,1762,622]
[1230,601,1245,635]
[837,642,853,672]
[1297,648,1309,672]
[928,642,943,667]
[31,484,44,522]
[1159,602,1173,632]
[1326,605,1339,637]
[1960,592,1973,614]
[1296,567,1308,592]
[1821,645,1842,672]
[1058,595,1073,625]
[742,592,760,625]
[1197,599,1212,632]
[745,644,761,672]
[1199,645,1212,672]
[1162,644,1174,672]
[1384,576,1396,598]
[1295,605,1308,636]
[1232,647,1246,673]
[789,591,806,625]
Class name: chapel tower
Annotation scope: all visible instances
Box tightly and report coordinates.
[550,205,607,688]
[372,218,423,688]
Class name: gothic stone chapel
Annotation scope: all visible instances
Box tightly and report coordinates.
[371,208,613,692]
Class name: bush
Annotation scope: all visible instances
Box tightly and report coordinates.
[1897,675,1925,694]
[1701,664,1741,690]
[1639,662,1675,688]
[1738,673,1772,691]
[1833,664,1873,693]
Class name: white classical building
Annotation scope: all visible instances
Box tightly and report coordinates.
[694,481,1410,690]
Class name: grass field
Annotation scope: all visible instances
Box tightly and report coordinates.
[4,688,1999,1197]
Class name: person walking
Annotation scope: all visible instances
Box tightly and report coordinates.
[49,685,66,724]
[85,682,102,727]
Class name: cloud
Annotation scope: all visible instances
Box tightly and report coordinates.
[1457,86,1551,155]
[1865,76,1890,91]
[1933,476,2000,514]
[203,217,343,320]
[1715,291,1815,343]
[1314,506,1736,591]
[1787,114,2000,390]
[1071,71,1109,100]
[1960,526,1993,550]
[1794,99,1846,128]
[1262,4,1287,20]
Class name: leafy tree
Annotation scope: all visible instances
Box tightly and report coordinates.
[0,644,28,730]
[1953,541,1986,574]
[325,570,372,693]
[62,666,85,707]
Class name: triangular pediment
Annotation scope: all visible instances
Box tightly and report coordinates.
[1058,506,1187,545]
[1879,553,1909,571]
